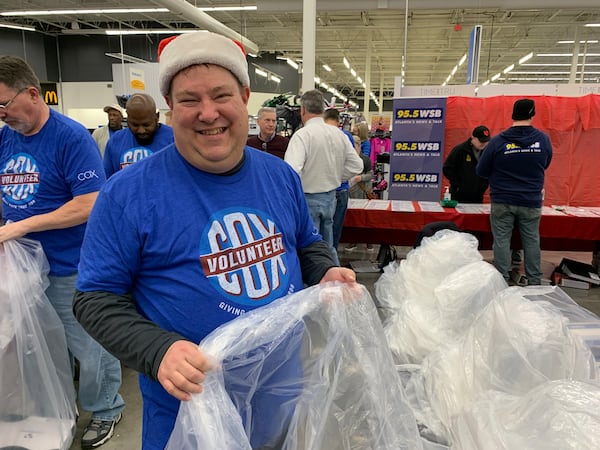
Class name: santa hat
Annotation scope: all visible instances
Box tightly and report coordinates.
[158,31,249,96]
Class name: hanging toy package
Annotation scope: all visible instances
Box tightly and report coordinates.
[0,238,77,450]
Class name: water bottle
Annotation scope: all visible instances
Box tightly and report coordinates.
[443,186,451,201]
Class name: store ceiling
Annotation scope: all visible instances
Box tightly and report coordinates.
[1,0,600,101]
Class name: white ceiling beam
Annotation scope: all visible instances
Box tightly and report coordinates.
[150,0,259,54]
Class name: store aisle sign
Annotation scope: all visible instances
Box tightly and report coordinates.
[389,98,446,202]
[130,67,146,91]
[41,83,58,105]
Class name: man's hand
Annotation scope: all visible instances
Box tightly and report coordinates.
[319,266,356,284]
[157,340,214,401]
[0,221,27,244]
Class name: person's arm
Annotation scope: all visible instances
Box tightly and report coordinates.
[360,158,373,183]
[0,192,98,243]
[342,138,364,181]
[298,239,355,285]
[103,142,115,178]
[73,290,211,401]
[442,146,459,184]
[476,143,492,178]
[73,290,181,379]
[283,133,307,174]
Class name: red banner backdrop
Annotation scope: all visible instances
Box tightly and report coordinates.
[444,95,600,207]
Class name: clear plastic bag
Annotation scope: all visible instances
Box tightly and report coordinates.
[0,238,76,449]
[406,286,597,442]
[376,230,506,364]
[166,283,423,450]
[451,380,600,450]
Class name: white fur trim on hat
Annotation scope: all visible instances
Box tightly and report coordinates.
[158,31,249,96]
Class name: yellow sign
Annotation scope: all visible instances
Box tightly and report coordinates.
[41,83,59,105]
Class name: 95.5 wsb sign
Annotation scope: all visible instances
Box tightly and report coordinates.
[41,83,59,105]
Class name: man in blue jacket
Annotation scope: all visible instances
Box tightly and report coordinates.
[476,98,552,285]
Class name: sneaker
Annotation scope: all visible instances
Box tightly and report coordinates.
[366,245,375,252]
[345,245,357,252]
[82,413,122,449]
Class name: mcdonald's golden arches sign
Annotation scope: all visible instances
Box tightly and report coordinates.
[41,83,59,105]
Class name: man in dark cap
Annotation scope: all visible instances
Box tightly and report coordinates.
[443,125,491,203]
[477,98,552,286]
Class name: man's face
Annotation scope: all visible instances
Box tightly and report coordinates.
[472,137,488,151]
[166,64,250,174]
[107,110,123,130]
[257,111,276,137]
[126,108,159,146]
[0,84,35,135]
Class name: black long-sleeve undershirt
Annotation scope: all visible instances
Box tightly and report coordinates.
[73,239,337,380]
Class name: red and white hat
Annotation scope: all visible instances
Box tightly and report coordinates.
[158,31,249,96]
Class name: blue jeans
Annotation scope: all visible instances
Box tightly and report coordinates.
[46,274,125,420]
[304,190,339,265]
[490,203,542,284]
[332,189,349,250]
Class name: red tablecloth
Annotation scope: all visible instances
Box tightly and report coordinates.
[341,202,600,251]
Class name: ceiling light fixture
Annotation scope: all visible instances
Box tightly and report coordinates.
[0,22,35,31]
[557,40,598,44]
[61,28,202,35]
[1,9,170,16]
[286,58,299,70]
[518,52,534,64]
[503,64,515,74]
[105,52,149,64]
[322,64,332,72]
[255,68,268,77]
[105,29,200,35]
[1,6,257,16]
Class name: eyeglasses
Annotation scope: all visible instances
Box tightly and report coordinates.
[0,88,27,112]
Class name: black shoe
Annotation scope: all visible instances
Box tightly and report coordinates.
[81,413,122,448]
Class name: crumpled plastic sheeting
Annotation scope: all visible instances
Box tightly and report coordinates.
[0,238,76,446]
[406,286,597,442]
[451,380,600,450]
[166,283,423,450]
[375,230,505,364]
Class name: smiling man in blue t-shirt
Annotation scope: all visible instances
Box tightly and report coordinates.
[73,31,357,450]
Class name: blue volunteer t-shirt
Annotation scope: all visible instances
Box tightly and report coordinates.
[77,145,321,449]
[0,109,105,276]
[103,124,174,177]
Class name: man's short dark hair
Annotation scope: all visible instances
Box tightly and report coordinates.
[323,108,340,122]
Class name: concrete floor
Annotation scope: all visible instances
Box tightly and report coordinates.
[68,246,600,449]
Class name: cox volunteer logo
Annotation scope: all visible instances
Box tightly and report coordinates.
[78,169,100,181]
[1,152,40,206]
[199,207,290,307]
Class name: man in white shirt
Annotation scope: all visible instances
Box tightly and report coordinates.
[285,90,363,263]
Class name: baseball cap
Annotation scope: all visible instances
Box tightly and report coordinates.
[472,125,491,142]
[103,104,124,115]
[512,98,536,121]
